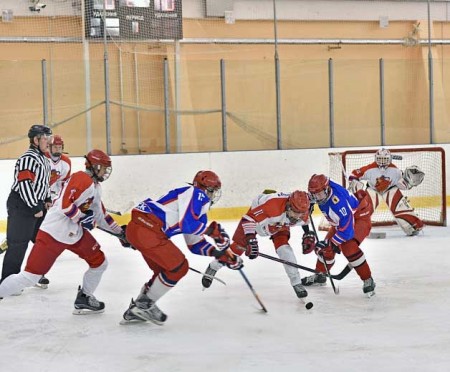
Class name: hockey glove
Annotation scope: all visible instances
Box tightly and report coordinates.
[206,221,230,250]
[79,210,95,230]
[210,247,244,270]
[315,240,341,257]
[245,234,259,259]
[302,232,317,254]
[118,224,133,249]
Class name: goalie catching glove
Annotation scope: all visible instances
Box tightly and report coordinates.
[403,165,425,189]
[206,221,230,250]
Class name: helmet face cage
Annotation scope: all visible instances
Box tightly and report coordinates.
[308,174,331,205]
[193,170,222,205]
[85,149,112,182]
[286,191,310,223]
[50,135,64,157]
[375,148,392,168]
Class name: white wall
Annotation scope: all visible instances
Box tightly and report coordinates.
[0,144,448,221]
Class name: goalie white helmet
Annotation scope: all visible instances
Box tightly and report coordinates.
[375,148,392,169]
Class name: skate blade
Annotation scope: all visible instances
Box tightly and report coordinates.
[72,308,105,315]
[130,309,165,326]
[35,283,48,289]
[119,318,148,325]
[365,290,376,298]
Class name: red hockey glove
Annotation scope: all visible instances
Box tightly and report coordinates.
[206,221,230,250]
[210,248,244,270]
[302,232,317,254]
[245,234,259,259]
[315,240,341,257]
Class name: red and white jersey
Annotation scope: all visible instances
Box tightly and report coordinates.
[40,170,122,244]
[350,162,407,194]
[46,153,71,200]
[241,192,308,237]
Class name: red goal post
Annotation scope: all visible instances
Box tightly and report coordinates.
[320,147,446,229]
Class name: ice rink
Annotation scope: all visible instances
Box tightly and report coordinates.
[1,220,450,372]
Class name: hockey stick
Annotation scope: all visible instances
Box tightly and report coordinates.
[310,214,340,295]
[258,252,352,280]
[106,208,123,216]
[239,268,268,313]
[97,226,227,286]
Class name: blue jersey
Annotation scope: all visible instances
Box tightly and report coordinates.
[317,180,360,246]
[134,185,216,256]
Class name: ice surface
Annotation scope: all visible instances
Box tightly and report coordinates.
[1,220,450,372]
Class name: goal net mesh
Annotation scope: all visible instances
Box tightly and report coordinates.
[319,147,446,230]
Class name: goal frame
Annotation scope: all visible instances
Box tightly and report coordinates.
[329,147,446,227]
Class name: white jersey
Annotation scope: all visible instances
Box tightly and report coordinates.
[350,162,408,194]
[242,192,307,237]
[40,170,121,245]
[46,153,71,200]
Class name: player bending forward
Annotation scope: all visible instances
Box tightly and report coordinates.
[302,174,376,296]
[0,150,126,313]
[349,148,424,236]
[203,190,312,300]
[121,170,241,325]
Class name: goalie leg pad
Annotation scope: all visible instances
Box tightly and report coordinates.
[383,188,423,236]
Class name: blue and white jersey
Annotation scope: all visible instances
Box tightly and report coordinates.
[317,180,360,246]
[134,185,216,256]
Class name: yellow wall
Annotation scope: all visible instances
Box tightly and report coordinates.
[0,18,449,158]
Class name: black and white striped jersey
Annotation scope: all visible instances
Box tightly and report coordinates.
[11,147,51,209]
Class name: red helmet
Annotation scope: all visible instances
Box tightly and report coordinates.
[289,191,310,214]
[85,149,112,182]
[287,190,310,223]
[49,135,64,157]
[308,174,330,205]
[193,170,222,205]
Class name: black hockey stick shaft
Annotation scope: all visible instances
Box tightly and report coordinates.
[258,252,351,280]
[239,268,268,313]
[97,226,226,285]
[309,213,339,294]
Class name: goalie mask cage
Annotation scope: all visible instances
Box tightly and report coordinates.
[319,147,446,230]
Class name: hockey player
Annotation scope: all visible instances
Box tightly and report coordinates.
[302,174,376,296]
[47,134,71,201]
[348,148,424,236]
[202,190,312,300]
[121,170,241,325]
[0,149,126,314]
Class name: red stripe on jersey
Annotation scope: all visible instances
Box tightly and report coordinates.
[18,170,36,182]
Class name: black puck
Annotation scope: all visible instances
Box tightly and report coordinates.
[305,302,314,310]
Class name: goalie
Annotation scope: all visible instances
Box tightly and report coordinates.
[348,148,424,236]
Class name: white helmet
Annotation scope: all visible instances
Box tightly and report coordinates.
[375,148,392,168]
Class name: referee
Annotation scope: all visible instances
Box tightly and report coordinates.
[1,124,53,284]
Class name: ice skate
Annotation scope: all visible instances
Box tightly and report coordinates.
[301,273,327,286]
[363,277,376,298]
[202,264,217,289]
[126,293,167,326]
[120,299,148,325]
[293,283,308,299]
[35,275,49,289]
[73,286,105,315]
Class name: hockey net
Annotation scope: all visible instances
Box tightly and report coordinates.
[319,147,446,230]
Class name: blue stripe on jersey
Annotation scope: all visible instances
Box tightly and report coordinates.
[189,239,215,256]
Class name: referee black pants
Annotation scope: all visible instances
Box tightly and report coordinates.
[1,192,43,282]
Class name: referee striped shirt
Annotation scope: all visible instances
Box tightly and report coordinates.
[11,147,51,210]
